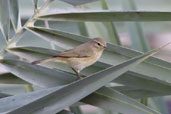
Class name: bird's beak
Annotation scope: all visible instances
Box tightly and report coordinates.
[103,46,107,49]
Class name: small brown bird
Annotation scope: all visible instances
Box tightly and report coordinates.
[32,37,107,79]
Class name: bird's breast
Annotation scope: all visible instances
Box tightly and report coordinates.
[68,50,103,71]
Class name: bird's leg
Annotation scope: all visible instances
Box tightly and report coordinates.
[71,68,81,80]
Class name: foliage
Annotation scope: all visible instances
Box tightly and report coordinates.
[0,0,171,114]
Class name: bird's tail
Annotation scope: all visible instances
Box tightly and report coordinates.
[31,56,63,65]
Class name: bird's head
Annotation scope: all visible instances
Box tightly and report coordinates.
[91,37,107,51]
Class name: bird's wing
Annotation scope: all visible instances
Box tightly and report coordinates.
[32,49,92,65]
[32,43,93,64]
[56,46,93,58]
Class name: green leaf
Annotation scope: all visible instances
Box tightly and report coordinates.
[101,0,121,45]
[1,46,163,114]
[122,0,149,52]
[83,22,103,39]
[0,93,11,98]
[82,87,160,114]
[26,27,82,49]
[0,72,28,84]
[0,0,10,41]
[8,28,26,48]
[7,46,171,98]
[0,31,7,51]
[60,0,99,6]
[112,86,170,99]
[78,22,89,36]
[127,22,149,52]
[37,9,171,22]
[0,87,160,114]
[7,46,60,60]
[0,59,76,88]
[0,86,63,113]
[9,0,21,31]
[114,71,171,96]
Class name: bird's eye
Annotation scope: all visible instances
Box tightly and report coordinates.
[97,43,101,46]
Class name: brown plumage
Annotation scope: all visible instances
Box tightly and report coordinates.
[32,37,107,79]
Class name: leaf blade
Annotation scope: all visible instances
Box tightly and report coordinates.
[37,9,171,21]
[0,59,76,88]
[7,46,171,97]
[82,87,160,114]
[101,0,121,45]
[9,0,21,31]
[0,0,10,41]
[5,45,164,114]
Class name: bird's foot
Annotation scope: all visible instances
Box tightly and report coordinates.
[76,76,81,80]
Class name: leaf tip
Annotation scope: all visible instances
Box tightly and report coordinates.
[153,42,171,54]
[159,42,171,49]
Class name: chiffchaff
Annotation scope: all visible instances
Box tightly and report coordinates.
[32,37,107,79]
